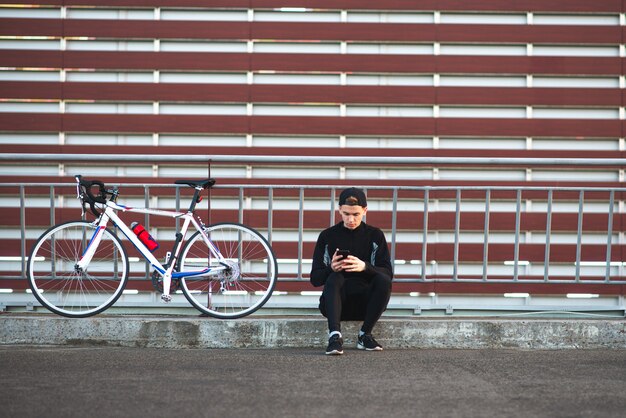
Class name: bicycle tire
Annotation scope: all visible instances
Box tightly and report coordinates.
[179,222,278,319]
[27,220,129,318]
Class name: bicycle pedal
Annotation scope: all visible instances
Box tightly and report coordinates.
[161,294,172,303]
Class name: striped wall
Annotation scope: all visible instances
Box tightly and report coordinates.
[0,0,624,185]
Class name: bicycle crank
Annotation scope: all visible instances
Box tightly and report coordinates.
[151,270,180,293]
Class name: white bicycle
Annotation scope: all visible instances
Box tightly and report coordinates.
[27,175,278,318]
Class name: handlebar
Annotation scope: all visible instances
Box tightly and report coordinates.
[75,175,116,217]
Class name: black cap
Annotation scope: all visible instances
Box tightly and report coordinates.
[339,187,367,207]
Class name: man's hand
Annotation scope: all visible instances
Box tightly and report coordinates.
[341,255,365,272]
[331,250,365,273]
[330,250,345,272]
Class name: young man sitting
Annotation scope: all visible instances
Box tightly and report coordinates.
[309,187,393,355]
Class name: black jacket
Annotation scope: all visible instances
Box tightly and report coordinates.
[309,222,393,287]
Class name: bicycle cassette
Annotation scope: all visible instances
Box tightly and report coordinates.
[219,259,241,282]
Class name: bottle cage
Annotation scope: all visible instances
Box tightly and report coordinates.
[75,175,109,217]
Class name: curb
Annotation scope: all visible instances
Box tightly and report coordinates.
[1,314,625,349]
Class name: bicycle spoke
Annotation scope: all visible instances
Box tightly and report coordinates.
[28,221,128,318]
[179,223,277,318]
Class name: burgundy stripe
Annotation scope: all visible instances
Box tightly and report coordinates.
[0,113,622,137]
[1,50,623,75]
[1,82,622,107]
[1,19,622,44]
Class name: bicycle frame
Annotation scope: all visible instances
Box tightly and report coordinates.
[76,200,228,300]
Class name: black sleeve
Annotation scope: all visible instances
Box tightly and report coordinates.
[364,229,393,280]
[309,230,332,287]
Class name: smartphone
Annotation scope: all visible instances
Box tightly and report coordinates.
[337,249,350,259]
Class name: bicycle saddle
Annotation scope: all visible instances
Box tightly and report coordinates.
[174,178,216,189]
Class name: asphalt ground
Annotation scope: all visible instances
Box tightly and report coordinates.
[1,346,625,418]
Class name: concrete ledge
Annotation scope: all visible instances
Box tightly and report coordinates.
[1,314,625,349]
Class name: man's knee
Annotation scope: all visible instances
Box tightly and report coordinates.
[372,273,392,292]
[324,272,345,291]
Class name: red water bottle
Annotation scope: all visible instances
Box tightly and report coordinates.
[130,222,159,252]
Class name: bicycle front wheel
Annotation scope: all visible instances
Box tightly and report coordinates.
[27,220,129,318]
[179,223,278,319]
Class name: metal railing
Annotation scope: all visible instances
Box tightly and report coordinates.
[2,181,625,284]
[3,153,626,166]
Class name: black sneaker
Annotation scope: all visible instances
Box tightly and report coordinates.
[357,334,383,351]
[325,334,344,355]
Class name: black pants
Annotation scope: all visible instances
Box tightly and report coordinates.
[319,271,392,334]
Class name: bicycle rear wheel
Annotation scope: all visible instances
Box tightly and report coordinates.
[27,220,129,318]
[179,223,278,319]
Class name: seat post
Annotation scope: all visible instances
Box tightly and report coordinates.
[187,187,203,213]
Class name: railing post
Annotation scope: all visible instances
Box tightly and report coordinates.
[144,185,150,279]
[329,187,336,227]
[49,185,56,279]
[49,185,55,227]
[544,189,553,282]
[238,187,244,225]
[575,190,584,282]
[482,189,491,281]
[605,190,615,282]
[298,187,304,280]
[453,189,461,281]
[362,187,367,224]
[20,185,26,280]
[513,189,522,281]
[238,187,244,270]
[267,187,274,281]
[421,188,429,281]
[267,186,273,245]
[390,188,398,265]
[175,185,180,233]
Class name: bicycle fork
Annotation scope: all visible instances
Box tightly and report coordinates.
[74,210,116,274]
[74,224,107,275]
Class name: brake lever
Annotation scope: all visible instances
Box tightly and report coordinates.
[89,201,101,217]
